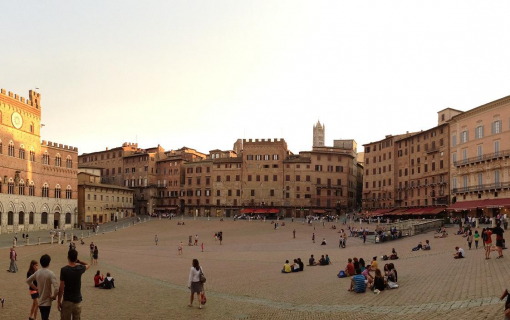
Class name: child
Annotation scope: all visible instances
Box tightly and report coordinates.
[474,230,479,249]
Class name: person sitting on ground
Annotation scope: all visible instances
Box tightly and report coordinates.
[325,254,331,265]
[282,260,292,273]
[297,258,304,271]
[454,246,465,259]
[319,255,327,266]
[390,248,398,260]
[94,270,104,287]
[353,258,360,273]
[291,259,300,272]
[373,268,386,292]
[362,265,374,288]
[309,255,318,266]
[359,258,366,272]
[423,240,431,250]
[345,258,355,276]
[412,242,423,251]
[456,226,463,235]
[101,272,115,289]
[321,238,327,245]
[348,268,366,293]
[371,256,378,270]
[387,263,398,283]
[500,288,510,319]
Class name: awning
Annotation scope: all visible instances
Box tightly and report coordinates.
[388,208,408,216]
[313,209,326,214]
[240,208,253,214]
[367,208,393,216]
[447,199,510,211]
[154,206,178,211]
[422,207,446,215]
[242,208,280,214]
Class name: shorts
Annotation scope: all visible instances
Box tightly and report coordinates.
[31,292,39,299]
[485,243,492,248]
[497,240,503,247]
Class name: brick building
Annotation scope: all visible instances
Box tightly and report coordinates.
[0,85,78,233]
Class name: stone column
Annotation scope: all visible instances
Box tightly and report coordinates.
[38,237,41,245]
[475,218,479,228]
[13,238,17,247]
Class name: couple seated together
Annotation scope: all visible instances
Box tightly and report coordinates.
[282,258,304,273]
[347,265,386,293]
[94,270,115,289]
[412,240,431,251]
[309,254,331,266]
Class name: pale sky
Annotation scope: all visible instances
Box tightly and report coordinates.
[1,1,510,155]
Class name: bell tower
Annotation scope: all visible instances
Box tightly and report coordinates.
[313,121,325,147]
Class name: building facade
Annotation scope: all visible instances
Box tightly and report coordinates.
[449,96,510,217]
[77,168,134,226]
[0,86,78,233]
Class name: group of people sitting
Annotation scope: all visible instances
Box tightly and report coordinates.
[340,257,399,293]
[308,254,331,266]
[282,258,305,273]
[435,227,448,238]
[93,270,115,289]
[411,240,431,251]
[177,221,185,225]
[382,248,398,260]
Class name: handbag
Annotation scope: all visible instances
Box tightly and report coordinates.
[200,292,207,305]
[199,269,206,284]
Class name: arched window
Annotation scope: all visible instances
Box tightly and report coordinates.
[8,141,14,157]
[19,144,25,159]
[7,212,14,225]
[41,212,48,224]
[18,179,25,195]
[30,122,34,133]
[55,154,61,167]
[66,156,73,168]
[65,212,71,224]
[29,147,35,162]
[29,181,35,196]
[29,212,34,224]
[42,183,49,197]
[55,184,61,199]
[19,211,25,225]
[43,152,50,165]
[8,178,14,194]
[66,185,72,199]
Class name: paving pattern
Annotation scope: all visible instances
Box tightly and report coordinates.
[0,218,507,319]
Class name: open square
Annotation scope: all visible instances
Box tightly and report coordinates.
[0,218,507,319]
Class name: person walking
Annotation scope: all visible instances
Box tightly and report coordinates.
[494,222,505,258]
[363,230,367,244]
[201,242,204,252]
[293,229,296,239]
[312,233,315,243]
[89,242,94,264]
[155,235,159,245]
[484,228,493,260]
[474,230,480,249]
[93,246,99,265]
[219,231,223,245]
[187,259,205,309]
[195,235,198,246]
[58,249,90,320]
[26,255,59,320]
[7,247,18,273]
[27,260,39,320]
[467,230,473,250]
[179,242,183,255]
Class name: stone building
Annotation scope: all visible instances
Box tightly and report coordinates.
[77,168,133,226]
[211,150,242,217]
[448,95,510,217]
[0,85,78,233]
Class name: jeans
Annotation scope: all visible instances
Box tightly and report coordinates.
[39,306,51,320]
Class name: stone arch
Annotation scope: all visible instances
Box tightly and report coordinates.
[40,203,50,213]
[18,202,26,213]
[7,201,16,213]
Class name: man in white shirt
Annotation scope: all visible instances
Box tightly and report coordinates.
[454,247,465,259]
[26,254,59,320]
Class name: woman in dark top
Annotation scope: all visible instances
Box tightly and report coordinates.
[373,268,386,291]
[359,258,366,271]
[27,260,39,320]
[101,272,115,289]
[93,246,99,265]
[353,258,360,273]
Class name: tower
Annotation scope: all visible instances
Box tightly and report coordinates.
[313,121,325,147]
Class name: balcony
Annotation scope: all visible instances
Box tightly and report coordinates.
[316,184,342,189]
[454,149,510,167]
[452,182,510,194]
[425,147,439,154]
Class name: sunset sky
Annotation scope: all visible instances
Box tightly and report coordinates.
[1,1,510,155]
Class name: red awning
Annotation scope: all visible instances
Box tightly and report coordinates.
[240,208,253,214]
[423,207,446,215]
[247,208,280,214]
[447,198,510,211]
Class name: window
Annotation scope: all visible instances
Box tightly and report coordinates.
[66,186,72,199]
[315,165,322,171]
[29,182,35,196]
[460,130,468,143]
[247,155,253,160]
[55,154,62,167]
[273,154,279,160]
[452,135,457,147]
[8,180,14,194]
[66,156,73,168]
[475,125,484,139]
[462,149,467,160]
[18,180,25,195]
[477,145,483,159]
[42,183,49,197]
[495,140,500,154]
[495,170,500,184]
[452,153,457,163]
[270,189,275,197]
[492,120,502,135]
[8,212,13,225]
[30,148,35,161]
[8,141,14,157]
[55,185,61,199]
[19,145,25,159]
[251,190,255,197]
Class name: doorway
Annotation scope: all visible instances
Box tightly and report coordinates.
[53,212,60,229]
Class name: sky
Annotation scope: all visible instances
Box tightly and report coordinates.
[1,1,510,155]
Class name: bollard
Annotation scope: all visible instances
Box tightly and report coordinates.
[264,217,266,222]
[51,236,54,244]
[13,238,17,248]
[38,237,41,245]
[103,229,105,234]
[208,216,210,221]
[115,225,117,231]
[377,217,380,225]
[71,233,74,242]
[88,231,90,238]
[26,237,29,245]
[81,232,84,239]
[475,218,479,228]
[58,235,61,244]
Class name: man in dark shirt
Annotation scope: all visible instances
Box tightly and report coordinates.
[58,249,90,319]
[493,222,505,258]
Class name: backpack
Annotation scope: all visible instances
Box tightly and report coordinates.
[338,270,346,278]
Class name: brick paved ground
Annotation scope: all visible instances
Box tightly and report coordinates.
[0,218,507,319]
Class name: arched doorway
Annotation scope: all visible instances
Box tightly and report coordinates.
[19,211,25,225]
[54,212,60,229]
[8,211,14,225]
